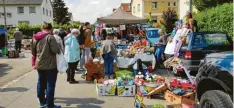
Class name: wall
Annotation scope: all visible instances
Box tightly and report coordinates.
[0,5,42,26]
[41,0,53,23]
[179,0,190,19]
[143,0,179,23]
[131,0,143,18]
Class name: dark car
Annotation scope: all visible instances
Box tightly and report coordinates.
[196,52,233,108]
[174,32,233,75]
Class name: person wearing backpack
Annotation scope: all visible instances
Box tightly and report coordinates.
[83,22,92,64]
[31,23,61,108]
[78,24,86,70]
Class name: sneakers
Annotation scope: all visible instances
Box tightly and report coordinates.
[109,75,114,79]
[104,76,109,80]
[39,103,46,108]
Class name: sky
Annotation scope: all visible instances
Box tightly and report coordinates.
[64,0,131,24]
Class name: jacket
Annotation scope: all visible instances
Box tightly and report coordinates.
[84,29,92,48]
[31,32,60,70]
[14,31,23,41]
[101,40,118,60]
[64,34,80,63]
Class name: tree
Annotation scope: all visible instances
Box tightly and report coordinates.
[52,0,70,24]
[193,0,233,11]
[161,8,178,33]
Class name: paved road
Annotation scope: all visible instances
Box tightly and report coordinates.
[0,51,33,87]
[0,69,174,108]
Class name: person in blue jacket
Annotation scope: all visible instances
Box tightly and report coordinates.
[64,29,80,84]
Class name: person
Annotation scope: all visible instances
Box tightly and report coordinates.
[101,34,118,79]
[64,29,80,84]
[66,27,71,35]
[53,29,64,52]
[58,28,67,46]
[14,28,23,53]
[31,23,61,108]
[78,25,86,70]
[155,29,167,68]
[83,22,92,64]
[186,12,197,32]
[101,29,107,40]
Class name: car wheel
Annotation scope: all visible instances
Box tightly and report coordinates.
[200,90,233,108]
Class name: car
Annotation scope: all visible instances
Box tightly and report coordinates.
[175,32,233,75]
[196,52,233,108]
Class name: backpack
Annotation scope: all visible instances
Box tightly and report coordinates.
[78,28,90,45]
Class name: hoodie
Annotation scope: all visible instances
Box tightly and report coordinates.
[31,32,49,67]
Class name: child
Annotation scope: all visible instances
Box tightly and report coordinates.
[101,34,118,79]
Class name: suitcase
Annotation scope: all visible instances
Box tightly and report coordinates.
[8,50,19,58]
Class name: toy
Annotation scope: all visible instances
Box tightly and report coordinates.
[85,58,103,82]
[169,79,196,92]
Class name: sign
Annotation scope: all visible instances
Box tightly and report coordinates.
[120,25,126,30]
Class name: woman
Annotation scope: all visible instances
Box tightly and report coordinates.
[64,29,80,84]
[53,29,64,52]
[31,23,61,108]
[101,34,118,79]
[155,29,167,68]
[186,12,197,32]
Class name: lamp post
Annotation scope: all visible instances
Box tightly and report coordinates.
[189,0,192,12]
[3,0,7,28]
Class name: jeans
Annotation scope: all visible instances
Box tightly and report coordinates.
[15,41,21,52]
[37,69,58,107]
[102,53,114,76]
[80,48,91,68]
[155,45,165,65]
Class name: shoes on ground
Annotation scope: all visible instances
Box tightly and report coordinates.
[69,80,79,84]
[47,105,61,108]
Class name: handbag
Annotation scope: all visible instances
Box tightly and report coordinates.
[56,50,68,73]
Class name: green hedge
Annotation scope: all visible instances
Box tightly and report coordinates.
[195,3,233,38]
[8,23,80,39]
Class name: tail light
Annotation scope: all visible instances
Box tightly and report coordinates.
[184,50,192,60]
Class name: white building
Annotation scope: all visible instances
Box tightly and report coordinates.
[178,0,190,19]
[0,0,53,27]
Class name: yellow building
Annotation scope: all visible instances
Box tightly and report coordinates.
[131,0,179,23]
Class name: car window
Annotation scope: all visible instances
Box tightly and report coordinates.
[204,33,230,46]
[193,34,206,48]
[146,30,159,38]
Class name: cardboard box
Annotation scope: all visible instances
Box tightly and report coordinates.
[96,83,117,96]
[164,90,195,104]
[147,83,168,96]
[138,83,164,95]
[117,85,136,96]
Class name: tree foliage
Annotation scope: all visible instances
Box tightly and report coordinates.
[193,0,233,11]
[161,8,178,33]
[195,3,233,38]
[52,0,70,24]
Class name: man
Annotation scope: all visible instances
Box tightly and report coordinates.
[58,28,67,46]
[14,28,23,53]
[83,22,92,64]
[78,24,86,70]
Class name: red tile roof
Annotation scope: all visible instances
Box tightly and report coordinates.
[121,3,131,12]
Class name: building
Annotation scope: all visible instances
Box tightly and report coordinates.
[113,3,131,13]
[0,0,53,27]
[131,0,179,23]
[179,0,190,19]
[68,12,73,24]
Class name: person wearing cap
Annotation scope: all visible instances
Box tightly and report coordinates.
[14,28,23,53]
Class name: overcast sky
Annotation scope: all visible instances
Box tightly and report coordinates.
[64,0,131,23]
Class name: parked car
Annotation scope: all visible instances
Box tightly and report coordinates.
[196,52,233,108]
[173,32,233,75]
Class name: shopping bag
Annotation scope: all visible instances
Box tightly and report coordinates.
[56,52,68,73]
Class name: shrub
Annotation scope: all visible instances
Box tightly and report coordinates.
[195,3,233,38]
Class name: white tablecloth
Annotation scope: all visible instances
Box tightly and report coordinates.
[117,54,155,69]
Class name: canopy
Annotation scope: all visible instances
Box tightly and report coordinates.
[97,7,147,25]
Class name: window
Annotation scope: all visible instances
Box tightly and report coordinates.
[133,6,135,13]
[7,13,12,18]
[49,11,51,17]
[173,2,176,6]
[46,9,48,16]
[29,7,36,13]
[152,16,157,23]
[168,2,171,7]
[18,21,29,24]
[17,7,24,14]
[43,8,45,15]
[137,4,140,11]
[204,33,230,46]
[152,2,157,9]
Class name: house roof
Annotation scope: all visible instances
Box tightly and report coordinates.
[0,0,43,5]
[121,3,131,12]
